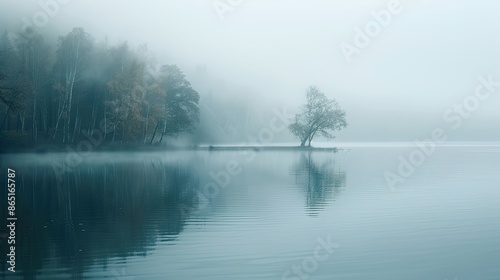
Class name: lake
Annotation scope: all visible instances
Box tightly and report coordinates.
[1,146,500,279]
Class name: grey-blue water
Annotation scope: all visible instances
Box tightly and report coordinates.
[1,146,499,279]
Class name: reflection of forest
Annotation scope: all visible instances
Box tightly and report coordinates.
[292,152,346,214]
[0,160,201,279]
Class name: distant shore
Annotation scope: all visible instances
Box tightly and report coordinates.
[0,143,340,154]
[199,145,339,152]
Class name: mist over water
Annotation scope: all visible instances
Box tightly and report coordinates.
[1,148,500,279]
[1,1,500,280]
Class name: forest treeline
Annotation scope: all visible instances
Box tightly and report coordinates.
[0,27,200,149]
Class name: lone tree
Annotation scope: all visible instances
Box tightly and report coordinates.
[289,86,347,147]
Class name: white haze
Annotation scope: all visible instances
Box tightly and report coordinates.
[1,0,500,143]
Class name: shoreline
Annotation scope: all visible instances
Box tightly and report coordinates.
[0,144,340,154]
[199,145,339,152]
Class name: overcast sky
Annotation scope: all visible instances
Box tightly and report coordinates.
[1,0,500,142]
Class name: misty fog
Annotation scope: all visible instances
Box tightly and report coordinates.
[3,2,500,279]
[1,0,500,144]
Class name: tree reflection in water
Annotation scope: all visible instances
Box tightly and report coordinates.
[292,152,346,216]
[0,159,201,279]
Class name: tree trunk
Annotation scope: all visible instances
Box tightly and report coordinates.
[143,104,150,144]
[103,95,107,136]
[0,107,10,131]
[308,131,316,147]
[71,96,80,142]
[32,92,37,141]
[90,90,99,133]
[300,138,307,146]
[71,116,79,143]
[53,88,70,141]
[65,74,75,143]
[158,130,165,144]
[41,104,47,136]
[112,124,116,142]
[20,113,26,133]
[52,107,64,140]
[160,115,168,144]
[150,122,159,145]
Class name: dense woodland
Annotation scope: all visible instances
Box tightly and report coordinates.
[0,27,200,149]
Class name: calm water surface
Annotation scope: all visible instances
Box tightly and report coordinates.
[1,147,500,279]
